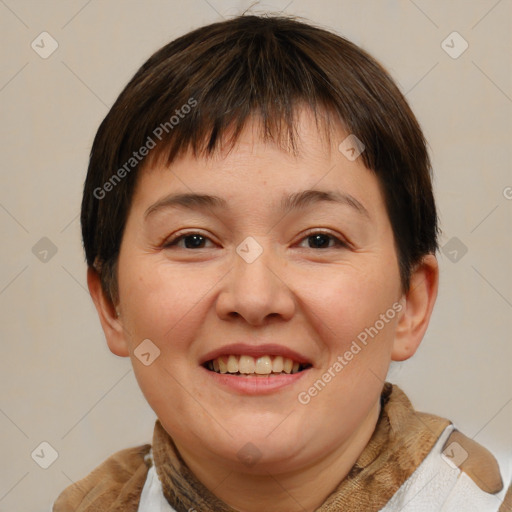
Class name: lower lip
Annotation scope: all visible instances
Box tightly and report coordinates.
[201,366,310,395]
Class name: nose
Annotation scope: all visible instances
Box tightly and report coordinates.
[215,245,296,326]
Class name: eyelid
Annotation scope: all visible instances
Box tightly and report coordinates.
[162,230,217,248]
[162,229,351,250]
[295,229,351,249]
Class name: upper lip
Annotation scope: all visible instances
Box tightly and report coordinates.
[200,343,313,366]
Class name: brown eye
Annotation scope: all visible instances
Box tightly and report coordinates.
[298,231,348,249]
[164,233,214,249]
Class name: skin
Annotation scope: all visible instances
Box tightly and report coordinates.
[88,108,439,512]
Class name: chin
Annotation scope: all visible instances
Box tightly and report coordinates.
[214,425,310,469]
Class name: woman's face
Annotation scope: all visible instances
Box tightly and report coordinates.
[115,110,404,474]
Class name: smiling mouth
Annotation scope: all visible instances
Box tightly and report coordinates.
[203,355,312,376]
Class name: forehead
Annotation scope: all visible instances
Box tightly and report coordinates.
[130,110,387,224]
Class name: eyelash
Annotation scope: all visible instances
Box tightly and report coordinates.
[163,230,349,250]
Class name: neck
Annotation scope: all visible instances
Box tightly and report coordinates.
[175,401,381,512]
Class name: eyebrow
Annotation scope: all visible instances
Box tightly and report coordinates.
[144,189,370,219]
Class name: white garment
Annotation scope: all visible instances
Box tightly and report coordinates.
[138,463,177,512]
[138,425,511,512]
[380,425,510,511]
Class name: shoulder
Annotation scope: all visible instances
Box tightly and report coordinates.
[441,428,504,495]
[52,443,151,512]
[382,423,511,511]
[441,429,512,511]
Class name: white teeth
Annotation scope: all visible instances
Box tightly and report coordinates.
[227,355,238,373]
[207,355,307,375]
[255,356,272,374]
[272,355,284,373]
[239,355,256,374]
[218,357,228,374]
[283,358,293,374]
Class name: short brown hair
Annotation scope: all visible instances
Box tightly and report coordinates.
[81,14,438,304]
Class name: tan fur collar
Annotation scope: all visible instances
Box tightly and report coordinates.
[53,443,151,511]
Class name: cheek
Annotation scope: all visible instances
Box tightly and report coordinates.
[297,278,399,432]
[117,259,214,351]
[118,261,215,429]
[303,262,400,348]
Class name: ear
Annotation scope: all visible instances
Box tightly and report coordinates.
[87,267,130,357]
[392,254,439,361]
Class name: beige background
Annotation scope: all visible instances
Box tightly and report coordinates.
[0,0,511,510]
